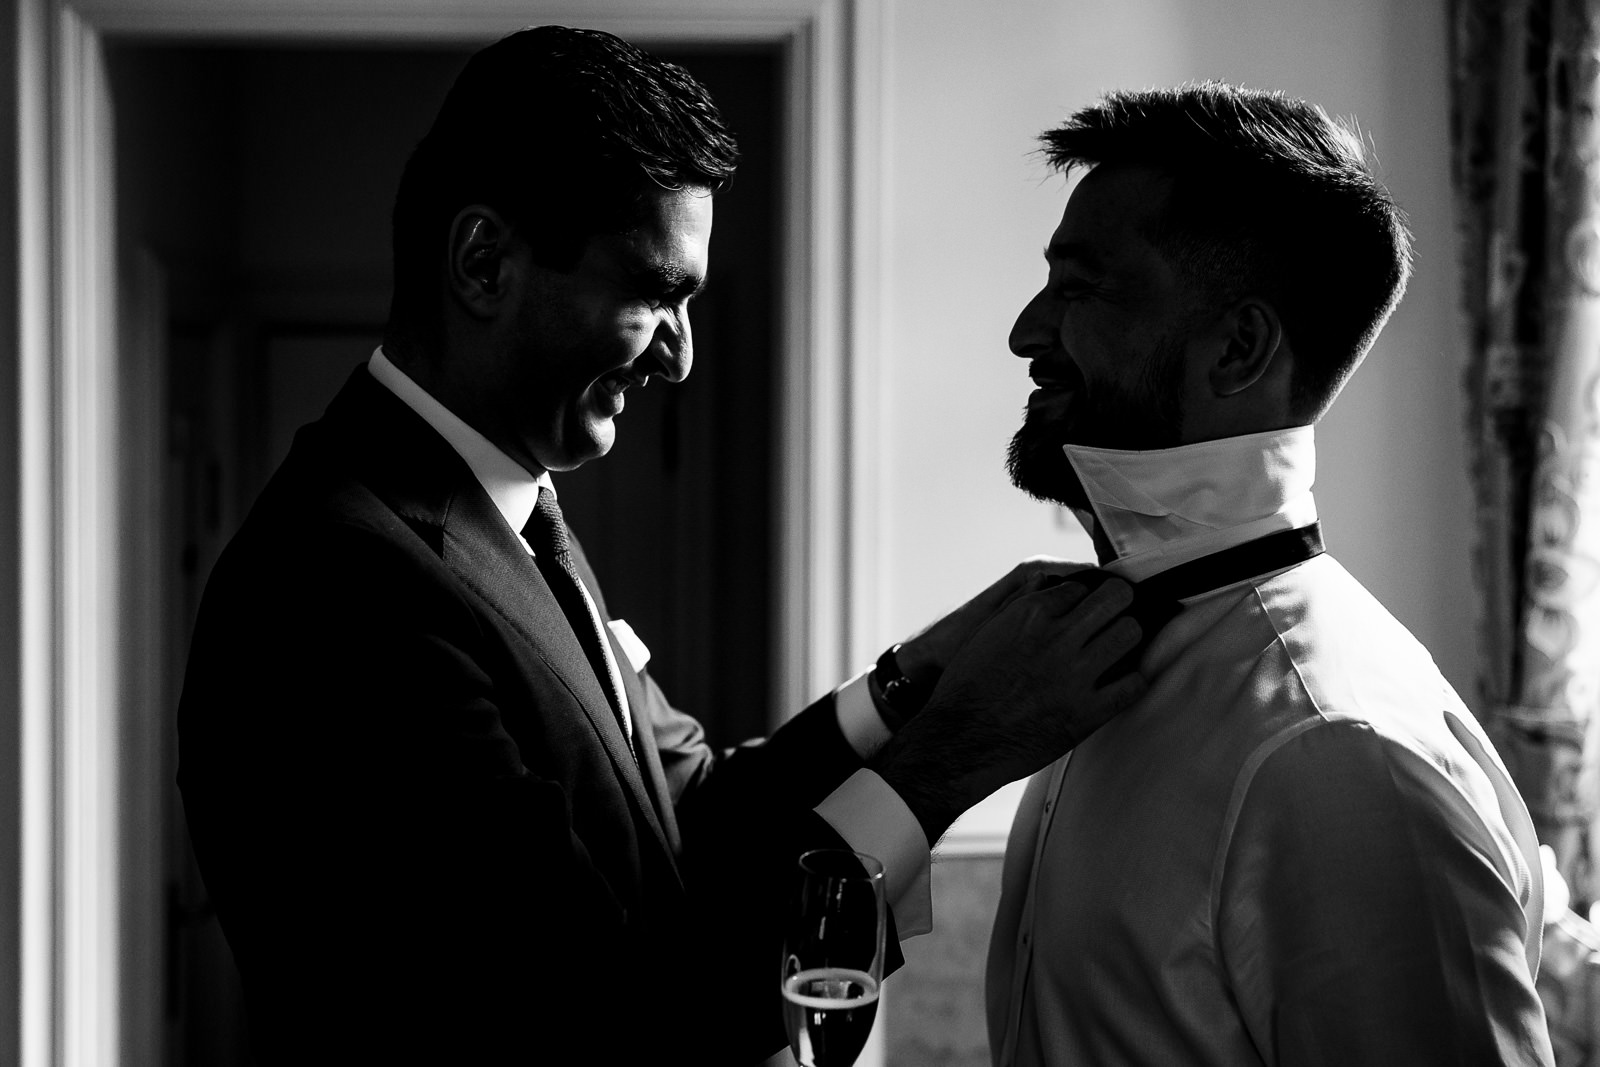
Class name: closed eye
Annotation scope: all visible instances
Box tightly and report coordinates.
[636,267,708,309]
[668,276,709,307]
[1042,241,1104,299]
[1052,279,1096,301]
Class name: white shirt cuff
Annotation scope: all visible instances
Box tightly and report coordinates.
[835,669,892,758]
[814,768,933,939]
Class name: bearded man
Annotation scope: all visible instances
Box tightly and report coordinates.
[986,83,1554,1066]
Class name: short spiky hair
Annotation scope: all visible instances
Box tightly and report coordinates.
[388,25,739,336]
[1042,82,1412,419]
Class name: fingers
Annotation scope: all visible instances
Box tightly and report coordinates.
[1029,578,1147,688]
[1084,613,1142,660]
[998,569,1083,615]
[1026,573,1092,615]
[1033,571,1133,622]
[1066,671,1150,746]
[1011,559,1094,599]
[1097,670,1149,711]
[990,557,1088,604]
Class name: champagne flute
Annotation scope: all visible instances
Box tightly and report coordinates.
[780,849,887,1067]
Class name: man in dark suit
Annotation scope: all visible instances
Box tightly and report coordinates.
[177,26,1149,1064]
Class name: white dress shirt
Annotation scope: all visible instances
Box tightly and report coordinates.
[986,426,1552,1066]
[367,349,932,936]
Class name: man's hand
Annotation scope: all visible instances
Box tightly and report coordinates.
[893,557,1094,689]
[872,574,1147,845]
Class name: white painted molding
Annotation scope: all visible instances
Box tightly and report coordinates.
[55,7,122,1063]
[775,21,824,715]
[24,1,885,1062]
[71,0,801,38]
[787,0,854,707]
[17,3,57,1066]
[848,0,887,674]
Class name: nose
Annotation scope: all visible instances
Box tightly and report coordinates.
[651,309,693,383]
[1009,288,1054,359]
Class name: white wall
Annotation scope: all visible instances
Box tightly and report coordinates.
[876,0,1475,703]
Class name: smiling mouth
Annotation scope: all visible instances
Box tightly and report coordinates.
[1025,361,1082,430]
[1028,360,1083,391]
[598,369,646,397]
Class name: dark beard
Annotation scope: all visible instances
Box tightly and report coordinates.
[1006,414,1089,508]
[1006,334,1187,508]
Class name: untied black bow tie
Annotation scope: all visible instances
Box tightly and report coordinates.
[1052,522,1325,683]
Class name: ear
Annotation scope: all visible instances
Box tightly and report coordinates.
[446,205,516,320]
[1207,298,1284,397]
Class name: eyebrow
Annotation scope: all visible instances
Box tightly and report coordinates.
[633,261,707,300]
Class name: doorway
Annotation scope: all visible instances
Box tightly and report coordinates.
[20,4,880,1061]
[108,41,782,1063]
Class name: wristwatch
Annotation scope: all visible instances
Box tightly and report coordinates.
[869,643,924,730]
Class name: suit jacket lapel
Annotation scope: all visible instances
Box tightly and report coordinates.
[598,590,686,862]
[564,534,685,867]
[319,368,676,865]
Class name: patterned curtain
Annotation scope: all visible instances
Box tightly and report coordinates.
[1453,0,1600,1057]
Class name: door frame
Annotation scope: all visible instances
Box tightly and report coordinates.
[9,0,886,1061]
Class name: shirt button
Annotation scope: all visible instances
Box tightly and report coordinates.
[1021,931,1030,946]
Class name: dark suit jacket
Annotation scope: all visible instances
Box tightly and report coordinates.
[177,367,884,1064]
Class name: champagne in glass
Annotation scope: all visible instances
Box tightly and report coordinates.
[780,850,887,1067]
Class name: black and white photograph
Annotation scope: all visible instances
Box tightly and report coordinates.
[0,1,1592,1065]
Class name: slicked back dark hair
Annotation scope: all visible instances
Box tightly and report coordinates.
[1041,82,1412,420]
[387,25,739,340]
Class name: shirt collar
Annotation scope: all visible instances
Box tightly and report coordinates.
[367,347,549,546]
[1062,425,1319,582]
